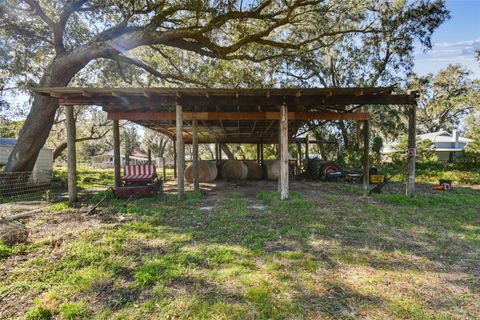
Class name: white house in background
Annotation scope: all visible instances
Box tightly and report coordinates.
[91,149,150,167]
[383,130,474,162]
[0,137,53,183]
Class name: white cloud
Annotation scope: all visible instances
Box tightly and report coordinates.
[413,37,480,77]
[415,37,480,60]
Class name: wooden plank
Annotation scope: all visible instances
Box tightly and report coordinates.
[176,103,184,200]
[65,106,77,202]
[108,111,370,121]
[192,119,200,193]
[363,120,370,191]
[57,94,416,107]
[112,120,121,187]
[37,86,419,108]
[279,104,289,200]
[147,149,152,164]
[36,86,396,96]
[406,104,417,196]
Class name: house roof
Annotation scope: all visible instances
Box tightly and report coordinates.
[383,130,475,153]
[0,137,52,150]
[418,131,474,144]
[0,137,17,146]
[93,149,148,159]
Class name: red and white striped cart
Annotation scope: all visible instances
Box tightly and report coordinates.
[112,164,163,197]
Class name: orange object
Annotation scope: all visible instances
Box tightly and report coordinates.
[432,185,445,190]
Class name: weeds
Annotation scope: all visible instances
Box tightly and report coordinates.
[1,177,479,319]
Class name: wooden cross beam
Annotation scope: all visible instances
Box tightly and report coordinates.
[107,111,369,121]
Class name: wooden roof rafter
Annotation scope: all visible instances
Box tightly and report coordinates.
[34,86,418,144]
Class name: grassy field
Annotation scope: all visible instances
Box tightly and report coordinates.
[0,166,479,319]
[385,162,480,185]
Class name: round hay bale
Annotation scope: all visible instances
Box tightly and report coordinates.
[263,160,280,180]
[185,161,218,183]
[0,222,28,245]
[244,161,264,180]
[222,160,248,181]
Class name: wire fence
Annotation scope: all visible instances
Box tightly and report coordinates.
[0,170,53,204]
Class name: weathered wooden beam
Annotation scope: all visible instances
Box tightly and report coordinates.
[176,103,184,200]
[147,149,152,164]
[65,106,77,202]
[363,120,370,191]
[305,135,310,164]
[406,104,417,196]
[279,104,289,200]
[56,93,416,107]
[108,111,370,121]
[112,120,121,187]
[192,119,200,193]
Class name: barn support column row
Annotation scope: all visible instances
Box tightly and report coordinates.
[65,105,77,203]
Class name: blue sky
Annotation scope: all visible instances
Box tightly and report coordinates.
[413,0,480,77]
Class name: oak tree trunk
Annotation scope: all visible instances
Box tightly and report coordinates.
[5,54,91,172]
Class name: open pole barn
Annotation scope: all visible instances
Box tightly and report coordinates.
[33,87,418,202]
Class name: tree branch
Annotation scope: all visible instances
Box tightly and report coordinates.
[108,54,210,88]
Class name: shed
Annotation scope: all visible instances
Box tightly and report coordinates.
[34,86,418,201]
[0,137,53,183]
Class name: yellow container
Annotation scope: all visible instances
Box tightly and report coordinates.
[370,175,384,184]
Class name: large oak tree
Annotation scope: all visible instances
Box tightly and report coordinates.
[0,0,445,171]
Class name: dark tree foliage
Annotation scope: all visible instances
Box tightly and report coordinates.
[0,0,448,170]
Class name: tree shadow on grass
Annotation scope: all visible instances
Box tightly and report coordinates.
[71,181,480,318]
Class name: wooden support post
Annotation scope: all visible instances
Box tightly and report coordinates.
[279,103,289,200]
[112,119,121,187]
[176,103,185,200]
[162,157,167,182]
[305,135,309,165]
[406,104,417,196]
[215,143,219,162]
[256,144,261,164]
[147,149,152,164]
[173,140,177,179]
[192,119,200,193]
[363,120,370,191]
[260,143,264,165]
[296,142,301,174]
[65,106,77,202]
